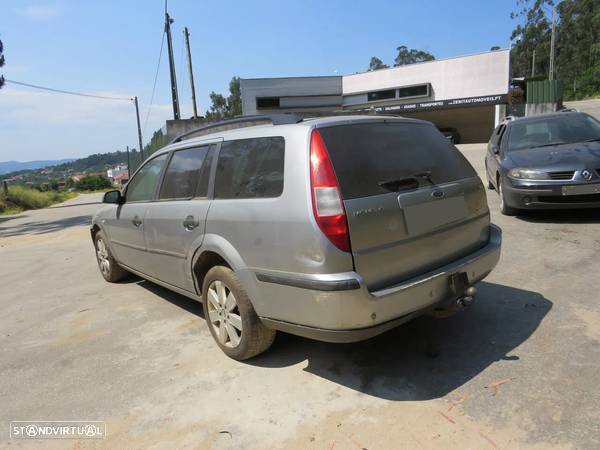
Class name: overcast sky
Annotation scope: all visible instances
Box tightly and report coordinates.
[0,0,515,162]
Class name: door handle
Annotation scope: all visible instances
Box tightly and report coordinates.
[183,215,199,230]
[132,215,142,227]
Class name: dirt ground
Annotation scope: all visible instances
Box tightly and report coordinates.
[1,144,599,449]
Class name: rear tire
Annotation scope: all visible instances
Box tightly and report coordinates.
[94,231,129,282]
[202,266,275,360]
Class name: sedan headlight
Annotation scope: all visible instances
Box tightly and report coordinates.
[508,168,551,180]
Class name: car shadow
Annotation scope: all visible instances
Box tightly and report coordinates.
[133,278,550,401]
[49,202,102,209]
[137,279,205,319]
[247,281,551,401]
[515,208,600,224]
[0,215,91,237]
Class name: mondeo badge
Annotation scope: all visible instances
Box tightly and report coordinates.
[581,169,593,180]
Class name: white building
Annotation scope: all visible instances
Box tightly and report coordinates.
[241,49,510,143]
[106,164,128,184]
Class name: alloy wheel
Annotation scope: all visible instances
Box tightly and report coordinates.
[96,239,110,276]
[207,280,243,348]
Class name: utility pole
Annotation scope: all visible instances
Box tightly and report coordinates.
[165,9,180,120]
[531,48,536,77]
[549,5,556,80]
[126,145,131,178]
[134,96,145,161]
[184,27,199,119]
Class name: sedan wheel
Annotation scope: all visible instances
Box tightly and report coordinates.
[498,178,517,216]
[202,266,275,360]
[96,238,111,277]
[94,230,129,282]
[207,280,243,348]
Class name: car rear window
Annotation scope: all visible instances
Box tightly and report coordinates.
[318,121,476,199]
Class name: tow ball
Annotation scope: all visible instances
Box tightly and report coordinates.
[428,273,477,319]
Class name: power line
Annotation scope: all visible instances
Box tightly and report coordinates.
[5,79,132,101]
[143,30,166,135]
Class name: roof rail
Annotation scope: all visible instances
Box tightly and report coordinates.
[169,113,303,144]
[560,107,579,112]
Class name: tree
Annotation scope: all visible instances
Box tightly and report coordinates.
[75,175,112,191]
[509,0,600,99]
[394,45,435,66]
[0,39,5,89]
[227,76,242,117]
[205,76,242,120]
[554,0,600,99]
[142,129,168,158]
[368,56,389,71]
[509,0,552,79]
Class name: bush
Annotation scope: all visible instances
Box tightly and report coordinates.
[0,185,74,213]
[75,175,112,191]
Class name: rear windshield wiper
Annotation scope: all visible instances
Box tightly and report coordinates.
[583,137,600,143]
[378,171,434,192]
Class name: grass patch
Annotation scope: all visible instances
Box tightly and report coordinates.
[0,186,76,215]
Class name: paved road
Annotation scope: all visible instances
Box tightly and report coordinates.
[564,98,600,121]
[1,147,599,449]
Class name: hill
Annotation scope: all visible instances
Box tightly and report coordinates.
[0,159,75,175]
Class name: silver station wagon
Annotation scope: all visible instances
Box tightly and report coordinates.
[92,114,502,360]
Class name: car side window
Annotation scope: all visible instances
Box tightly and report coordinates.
[159,146,211,200]
[214,137,285,199]
[126,154,168,202]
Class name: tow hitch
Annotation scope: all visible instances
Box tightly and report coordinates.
[428,273,477,319]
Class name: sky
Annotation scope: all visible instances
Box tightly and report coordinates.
[1,0,516,162]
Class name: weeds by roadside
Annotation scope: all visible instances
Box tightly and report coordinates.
[0,185,77,215]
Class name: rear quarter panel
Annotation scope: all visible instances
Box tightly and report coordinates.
[203,126,354,314]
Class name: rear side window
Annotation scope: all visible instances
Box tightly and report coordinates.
[318,122,476,199]
[159,146,211,200]
[214,137,284,199]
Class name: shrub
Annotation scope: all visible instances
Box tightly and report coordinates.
[75,175,112,191]
[0,185,74,214]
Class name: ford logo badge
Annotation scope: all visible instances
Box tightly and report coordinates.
[432,190,445,199]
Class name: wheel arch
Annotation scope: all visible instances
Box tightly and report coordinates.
[190,234,247,296]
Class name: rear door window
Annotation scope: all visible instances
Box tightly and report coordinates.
[159,146,211,200]
[318,122,476,199]
[214,137,284,199]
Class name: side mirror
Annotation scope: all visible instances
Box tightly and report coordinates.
[490,143,500,154]
[102,190,124,204]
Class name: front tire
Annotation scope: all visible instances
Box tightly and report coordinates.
[498,177,517,216]
[94,231,129,282]
[202,266,275,360]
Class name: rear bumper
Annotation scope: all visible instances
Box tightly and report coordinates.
[251,224,502,343]
[504,182,600,210]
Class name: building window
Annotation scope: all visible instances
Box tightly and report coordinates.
[256,97,281,109]
[398,84,429,99]
[367,89,396,102]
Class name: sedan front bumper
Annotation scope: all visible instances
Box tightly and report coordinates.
[504,180,600,209]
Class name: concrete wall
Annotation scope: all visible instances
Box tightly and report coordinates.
[166,118,210,141]
[342,50,510,102]
[241,76,342,115]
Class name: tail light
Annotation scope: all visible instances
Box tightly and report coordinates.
[309,129,350,252]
